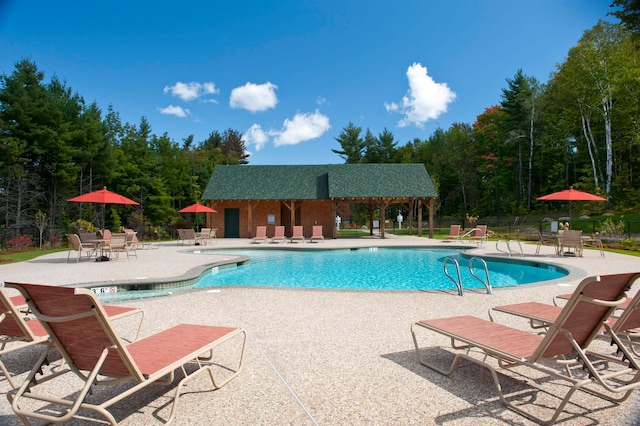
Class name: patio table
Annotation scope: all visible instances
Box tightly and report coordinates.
[86,239,110,261]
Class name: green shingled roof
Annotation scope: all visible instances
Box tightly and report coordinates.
[202,164,437,201]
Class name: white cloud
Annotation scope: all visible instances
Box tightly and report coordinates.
[242,124,269,151]
[384,62,456,128]
[384,101,399,113]
[272,110,330,147]
[158,105,190,118]
[163,81,219,102]
[229,82,278,113]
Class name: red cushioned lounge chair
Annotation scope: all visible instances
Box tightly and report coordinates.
[442,224,461,242]
[290,225,306,243]
[270,225,287,243]
[411,273,640,425]
[5,282,245,425]
[310,225,324,243]
[252,225,268,243]
[0,286,144,389]
[490,274,640,357]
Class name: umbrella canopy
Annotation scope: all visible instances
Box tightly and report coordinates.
[68,187,139,230]
[537,188,606,202]
[537,187,606,228]
[178,203,217,230]
[68,187,139,205]
[178,203,217,214]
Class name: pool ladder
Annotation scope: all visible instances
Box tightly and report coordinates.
[443,256,493,296]
[495,240,524,257]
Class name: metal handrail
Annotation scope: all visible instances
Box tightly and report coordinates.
[459,228,477,243]
[468,257,493,295]
[507,240,524,257]
[443,256,464,296]
[495,240,524,257]
[495,240,509,255]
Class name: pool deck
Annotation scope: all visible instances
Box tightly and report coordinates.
[1,235,639,425]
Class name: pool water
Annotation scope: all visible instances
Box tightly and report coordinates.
[195,248,567,291]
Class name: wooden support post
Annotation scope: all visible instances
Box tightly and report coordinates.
[369,200,374,236]
[417,199,422,237]
[428,197,434,238]
[380,199,389,239]
[282,200,297,234]
[248,200,254,238]
[332,201,337,239]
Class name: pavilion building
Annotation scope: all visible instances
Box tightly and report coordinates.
[201,163,438,239]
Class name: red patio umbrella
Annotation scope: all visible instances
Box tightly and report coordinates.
[178,203,217,230]
[178,203,218,214]
[68,187,139,230]
[537,187,606,227]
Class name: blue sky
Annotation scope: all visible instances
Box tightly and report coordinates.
[0,0,614,165]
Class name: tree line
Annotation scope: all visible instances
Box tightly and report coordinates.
[1,13,639,247]
[0,59,248,245]
[334,20,640,220]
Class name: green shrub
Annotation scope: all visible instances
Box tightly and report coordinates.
[71,219,98,233]
[600,218,625,237]
[621,238,639,251]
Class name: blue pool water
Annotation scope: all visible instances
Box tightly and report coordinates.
[195,248,567,291]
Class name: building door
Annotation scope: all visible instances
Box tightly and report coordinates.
[224,208,240,238]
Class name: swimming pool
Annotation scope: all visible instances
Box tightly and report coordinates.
[195,248,568,291]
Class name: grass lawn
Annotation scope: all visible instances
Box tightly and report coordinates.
[0,248,67,264]
[350,227,640,258]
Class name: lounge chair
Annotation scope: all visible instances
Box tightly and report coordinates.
[66,233,96,263]
[123,228,141,248]
[177,228,186,245]
[100,229,112,242]
[271,226,287,243]
[0,286,144,388]
[4,282,246,425]
[184,229,199,245]
[583,233,605,257]
[470,224,487,245]
[252,226,268,243]
[291,226,306,243]
[0,289,48,388]
[140,239,160,249]
[411,273,640,425]
[560,229,584,257]
[124,231,138,258]
[310,225,324,243]
[443,225,461,242]
[125,228,160,250]
[177,228,197,246]
[536,230,560,255]
[79,232,99,244]
[108,233,131,260]
[197,228,212,245]
[490,274,640,356]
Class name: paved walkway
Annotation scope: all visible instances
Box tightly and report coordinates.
[1,236,639,425]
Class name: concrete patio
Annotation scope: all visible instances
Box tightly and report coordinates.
[1,235,639,425]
